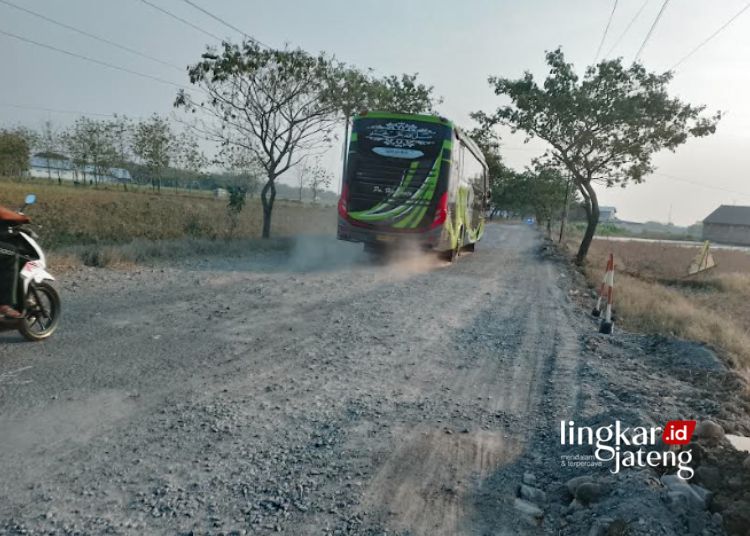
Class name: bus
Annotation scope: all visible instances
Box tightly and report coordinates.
[337,111,490,260]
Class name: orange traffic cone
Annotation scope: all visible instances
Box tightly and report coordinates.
[592,253,615,335]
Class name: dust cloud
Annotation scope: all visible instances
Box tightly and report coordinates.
[287,235,451,280]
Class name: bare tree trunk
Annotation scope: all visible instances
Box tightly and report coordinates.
[260,177,277,239]
[575,180,599,265]
[558,178,571,243]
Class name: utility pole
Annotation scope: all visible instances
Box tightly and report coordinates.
[558,176,572,243]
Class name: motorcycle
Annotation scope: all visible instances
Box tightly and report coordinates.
[0,194,60,341]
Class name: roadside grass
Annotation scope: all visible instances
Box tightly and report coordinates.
[1,178,336,267]
[49,236,297,269]
[567,235,750,371]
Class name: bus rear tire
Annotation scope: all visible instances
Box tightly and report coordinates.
[444,227,464,262]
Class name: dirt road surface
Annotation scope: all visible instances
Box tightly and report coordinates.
[0,224,746,535]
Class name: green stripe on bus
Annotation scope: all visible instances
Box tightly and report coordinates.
[393,153,442,228]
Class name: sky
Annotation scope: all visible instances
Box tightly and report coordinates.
[1,0,750,225]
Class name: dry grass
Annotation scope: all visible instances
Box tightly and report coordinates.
[589,238,750,279]
[1,178,336,266]
[573,236,750,371]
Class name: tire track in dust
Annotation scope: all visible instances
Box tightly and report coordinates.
[358,227,584,536]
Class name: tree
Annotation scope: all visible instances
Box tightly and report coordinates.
[221,145,262,198]
[523,165,571,235]
[325,67,439,125]
[176,42,338,238]
[301,159,332,203]
[310,167,332,203]
[9,126,40,155]
[226,185,247,236]
[61,122,86,183]
[61,118,118,185]
[0,130,30,177]
[323,65,376,184]
[175,130,209,188]
[477,49,720,263]
[296,161,308,202]
[295,158,331,202]
[132,115,175,192]
[38,121,60,182]
[370,73,440,114]
[110,115,133,189]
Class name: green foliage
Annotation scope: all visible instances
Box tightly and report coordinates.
[176,41,339,238]
[132,115,174,191]
[325,67,439,118]
[61,117,119,185]
[466,122,514,202]
[227,185,247,213]
[297,159,332,203]
[590,223,627,236]
[477,48,720,262]
[490,164,570,225]
[324,66,376,120]
[13,126,40,152]
[220,146,262,198]
[0,130,30,177]
[370,73,440,114]
[226,185,248,236]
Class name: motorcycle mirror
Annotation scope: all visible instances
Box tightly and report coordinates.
[24,194,36,206]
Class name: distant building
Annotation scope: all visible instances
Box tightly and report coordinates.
[599,206,617,222]
[29,154,131,184]
[702,205,750,246]
[29,154,76,181]
[567,204,618,222]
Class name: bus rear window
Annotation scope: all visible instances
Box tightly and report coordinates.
[356,119,446,160]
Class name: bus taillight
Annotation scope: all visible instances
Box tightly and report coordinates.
[430,192,448,229]
[338,183,349,218]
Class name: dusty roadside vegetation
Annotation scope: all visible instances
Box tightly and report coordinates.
[568,236,750,372]
[0,179,336,267]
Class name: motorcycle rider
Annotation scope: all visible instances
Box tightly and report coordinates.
[0,204,22,319]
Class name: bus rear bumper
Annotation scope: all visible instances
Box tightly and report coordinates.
[337,218,445,250]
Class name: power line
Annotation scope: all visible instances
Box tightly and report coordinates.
[669,2,750,71]
[0,102,117,118]
[0,0,183,72]
[0,27,195,92]
[655,172,750,198]
[604,0,650,59]
[179,0,270,47]
[634,0,670,62]
[137,0,222,42]
[594,0,618,63]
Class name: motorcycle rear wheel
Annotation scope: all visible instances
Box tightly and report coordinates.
[19,282,61,342]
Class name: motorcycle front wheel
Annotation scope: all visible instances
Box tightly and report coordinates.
[19,282,61,342]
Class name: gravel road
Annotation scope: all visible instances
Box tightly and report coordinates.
[1,224,747,535]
